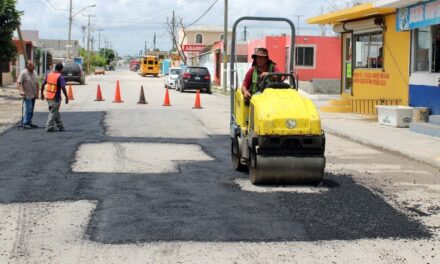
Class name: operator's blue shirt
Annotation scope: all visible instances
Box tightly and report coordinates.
[42,73,66,102]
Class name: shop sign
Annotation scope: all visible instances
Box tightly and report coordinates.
[353,72,390,86]
[183,45,206,52]
[397,0,440,31]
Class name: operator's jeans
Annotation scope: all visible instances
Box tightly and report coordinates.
[23,98,36,125]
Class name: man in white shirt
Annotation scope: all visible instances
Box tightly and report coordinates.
[17,60,39,129]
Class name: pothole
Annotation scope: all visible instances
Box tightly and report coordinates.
[72,142,213,174]
[234,178,329,194]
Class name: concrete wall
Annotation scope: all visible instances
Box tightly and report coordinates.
[312,79,341,94]
[220,62,251,90]
[296,36,341,81]
[299,79,341,94]
[1,73,12,85]
[37,39,80,59]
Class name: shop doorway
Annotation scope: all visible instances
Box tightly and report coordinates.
[342,34,353,94]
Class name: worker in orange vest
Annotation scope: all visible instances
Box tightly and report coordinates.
[40,63,69,132]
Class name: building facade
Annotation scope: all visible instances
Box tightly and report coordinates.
[376,0,440,115]
[178,25,232,63]
[192,34,341,92]
[247,35,341,93]
[309,3,409,114]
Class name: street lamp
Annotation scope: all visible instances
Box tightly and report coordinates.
[67,2,96,60]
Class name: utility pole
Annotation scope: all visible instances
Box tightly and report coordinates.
[242,26,248,41]
[96,28,104,52]
[67,0,73,60]
[223,0,228,94]
[294,15,303,35]
[81,25,87,47]
[144,41,147,55]
[68,2,95,60]
[153,32,156,51]
[85,14,95,74]
[319,6,326,36]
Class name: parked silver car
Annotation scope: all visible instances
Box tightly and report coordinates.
[165,67,182,89]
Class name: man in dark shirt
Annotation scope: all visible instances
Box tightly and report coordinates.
[41,63,69,132]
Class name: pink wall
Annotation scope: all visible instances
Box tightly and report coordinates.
[247,35,341,81]
[295,36,341,81]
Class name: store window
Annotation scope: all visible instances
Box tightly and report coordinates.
[355,32,383,69]
[414,27,431,72]
[296,46,315,67]
[433,26,440,72]
[412,25,440,72]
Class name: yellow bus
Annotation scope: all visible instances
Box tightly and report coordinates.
[140,56,160,77]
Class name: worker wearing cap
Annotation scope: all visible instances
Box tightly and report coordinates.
[242,47,281,100]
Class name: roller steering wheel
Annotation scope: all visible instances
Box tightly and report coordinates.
[257,72,297,93]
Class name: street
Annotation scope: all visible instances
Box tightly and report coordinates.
[0,69,439,263]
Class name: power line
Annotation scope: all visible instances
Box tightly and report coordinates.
[186,0,219,27]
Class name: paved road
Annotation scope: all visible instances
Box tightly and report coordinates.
[0,70,439,263]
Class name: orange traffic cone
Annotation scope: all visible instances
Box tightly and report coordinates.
[162,88,171,106]
[193,89,203,109]
[112,80,123,103]
[137,85,148,104]
[94,84,104,101]
[67,84,74,100]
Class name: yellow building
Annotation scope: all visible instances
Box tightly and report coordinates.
[308,3,410,115]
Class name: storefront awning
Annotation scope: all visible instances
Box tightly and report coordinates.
[307,3,395,25]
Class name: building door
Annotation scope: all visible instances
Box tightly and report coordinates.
[342,34,353,94]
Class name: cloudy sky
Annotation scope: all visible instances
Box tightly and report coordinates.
[16,0,360,56]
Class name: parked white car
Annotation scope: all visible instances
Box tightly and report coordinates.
[165,67,182,89]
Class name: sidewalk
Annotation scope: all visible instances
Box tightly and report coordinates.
[0,84,23,133]
[320,111,440,170]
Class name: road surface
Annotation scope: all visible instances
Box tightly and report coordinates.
[0,69,439,263]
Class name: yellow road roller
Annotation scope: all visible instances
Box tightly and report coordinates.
[230,17,326,185]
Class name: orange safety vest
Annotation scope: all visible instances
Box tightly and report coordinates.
[44,72,60,100]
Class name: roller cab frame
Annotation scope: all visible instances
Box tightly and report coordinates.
[229,17,326,185]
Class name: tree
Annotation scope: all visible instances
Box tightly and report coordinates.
[0,0,22,86]
[166,15,187,64]
[99,48,115,65]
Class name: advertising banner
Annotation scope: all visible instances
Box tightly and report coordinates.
[397,0,440,31]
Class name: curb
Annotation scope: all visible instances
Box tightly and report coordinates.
[323,125,440,171]
[211,86,230,96]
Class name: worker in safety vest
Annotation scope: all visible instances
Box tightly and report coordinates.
[40,63,69,132]
[242,47,281,100]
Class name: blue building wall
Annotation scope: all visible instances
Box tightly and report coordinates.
[162,59,171,75]
[409,85,440,114]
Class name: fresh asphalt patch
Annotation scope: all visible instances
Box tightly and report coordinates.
[0,111,431,243]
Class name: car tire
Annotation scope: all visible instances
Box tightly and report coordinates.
[206,88,212,94]
[180,83,185,93]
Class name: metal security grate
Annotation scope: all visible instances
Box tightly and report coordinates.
[352,99,402,116]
